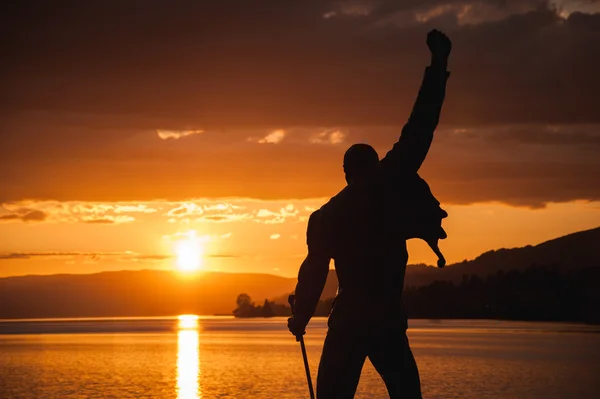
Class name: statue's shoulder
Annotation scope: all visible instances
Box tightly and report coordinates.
[317,186,352,218]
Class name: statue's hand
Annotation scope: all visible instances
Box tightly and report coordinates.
[427,29,452,63]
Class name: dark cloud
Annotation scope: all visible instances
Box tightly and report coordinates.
[2,1,599,126]
[448,125,600,145]
[1,1,599,207]
[1,123,599,207]
[21,210,47,221]
[0,251,170,260]
[0,253,30,260]
[0,251,239,261]
[134,255,171,261]
[418,125,600,208]
[83,219,115,225]
[0,209,48,222]
[0,252,93,260]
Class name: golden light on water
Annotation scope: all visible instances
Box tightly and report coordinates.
[177,315,201,399]
[179,314,199,330]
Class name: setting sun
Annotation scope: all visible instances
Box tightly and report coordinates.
[176,232,204,272]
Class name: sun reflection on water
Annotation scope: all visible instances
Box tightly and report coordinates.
[179,314,200,330]
[177,315,201,399]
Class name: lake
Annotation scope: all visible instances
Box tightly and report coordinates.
[0,317,599,398]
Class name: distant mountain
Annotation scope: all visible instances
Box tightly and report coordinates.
[275,226,600,300]
[0,270,296,319]
[404,226,600,286]
[1,227,598,319]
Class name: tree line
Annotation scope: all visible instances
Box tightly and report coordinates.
[234,265,600,323]
[232,293,334,318]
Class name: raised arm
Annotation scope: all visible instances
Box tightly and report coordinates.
[288,210,331,338]
[380,29,452,176]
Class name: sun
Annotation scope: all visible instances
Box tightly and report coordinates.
[176,234,204,272]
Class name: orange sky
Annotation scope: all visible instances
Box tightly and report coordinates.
[1,197,599,277]
[2,1,600,277]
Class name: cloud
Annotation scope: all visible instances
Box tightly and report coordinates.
[458,125,600,146]
[196,202,253,223]
[270,234,281,240]
[0,199,313,228]
[157,129,203,140]
[0,248,239,262]
[248,129,286,144]
[0,251,176,265]
[324,0,377,18]
[404,1,546,26]
[132,254,171,261]
[0,209,47,222]
[2,120,599,209]
[161,230,213,245]
[162,200,307,224]
[0,251,140,260]
[255,206,300,224]
[0,253,30,260]
[0,201,154,224]
[113,205,158,213]
[2,2,600,207]
[164,203,204,218]
[418,125,600,208]
[83,219,115,224]
[82,215,135,224]
[161,200,310,223]
[309,129,346,145]
[3,1,600,129]
[204,203,233,211]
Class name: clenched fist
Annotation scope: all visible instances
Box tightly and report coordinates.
[427,29,452,63]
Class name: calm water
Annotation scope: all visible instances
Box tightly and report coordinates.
[0,317,599,399]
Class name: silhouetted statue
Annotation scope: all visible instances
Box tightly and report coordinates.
[288,29,452,398]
